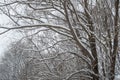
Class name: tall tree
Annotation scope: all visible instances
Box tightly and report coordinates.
[0,0,120,80]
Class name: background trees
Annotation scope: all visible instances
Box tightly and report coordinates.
[0,0,120,80]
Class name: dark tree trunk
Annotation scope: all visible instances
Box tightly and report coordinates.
[84,0,99,80]
[110,0,119,80]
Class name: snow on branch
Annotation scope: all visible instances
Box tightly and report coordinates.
[0,24,71,36]
[65,69,98,80]
[0,24,69,30]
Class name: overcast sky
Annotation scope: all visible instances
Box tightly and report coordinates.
[0,14,12,56]
[0,14,21,57]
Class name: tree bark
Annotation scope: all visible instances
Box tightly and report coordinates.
[110,0,119,80]
[84,0,99,80]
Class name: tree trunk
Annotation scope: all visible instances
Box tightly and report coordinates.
[110,0,119,80]
[84,0,99,80]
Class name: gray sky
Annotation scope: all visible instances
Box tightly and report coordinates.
[0,14,20,57]
[0,0,24,58]
[0,14,11,56]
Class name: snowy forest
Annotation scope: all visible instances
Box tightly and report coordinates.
[0,0,120,80]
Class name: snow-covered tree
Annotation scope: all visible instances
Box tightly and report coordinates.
[0,0,120,80]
